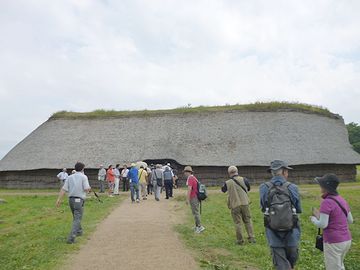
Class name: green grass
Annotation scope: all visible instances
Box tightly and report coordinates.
[50,102,339,120]
[175,184,359,270]
[0,193,125,270]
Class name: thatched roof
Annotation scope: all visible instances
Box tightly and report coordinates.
[1,109,359,171]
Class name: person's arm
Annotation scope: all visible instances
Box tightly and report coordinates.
[289,184,302,214]
[311,213,329,229]
[221,182,227,193]
[83,176,91,193]
[244,178,250,192]
[56,188,66,207]
[259,184,267,212]
[347,212,354,224]
[186,185,192,205]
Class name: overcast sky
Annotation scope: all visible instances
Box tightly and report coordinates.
[0,0,360,159]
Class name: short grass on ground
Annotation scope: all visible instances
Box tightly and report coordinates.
[0,193,125,270]
[175,184,359,270]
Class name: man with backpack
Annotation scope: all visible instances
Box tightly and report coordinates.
[221,166,255,245]
[259,160,302,270]
[128,163,140,203]
[151,164,164,201]
[163,166,174,199]
[184,166,205,234]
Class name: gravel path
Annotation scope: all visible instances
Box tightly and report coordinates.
[63,192,198,270]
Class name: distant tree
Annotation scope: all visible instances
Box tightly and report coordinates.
[347,122,360,154]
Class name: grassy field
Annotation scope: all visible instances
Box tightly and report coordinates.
[50,102,337,120]
[0,193,125,270]
[175,184,359,270]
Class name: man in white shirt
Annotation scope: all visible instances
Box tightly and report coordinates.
[121,164,130,192]
[114,164,121,195]
[57,168,68,185]
[98,165,106,193]
[56,162,91,244]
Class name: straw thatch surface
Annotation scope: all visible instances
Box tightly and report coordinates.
[0,110,359,171]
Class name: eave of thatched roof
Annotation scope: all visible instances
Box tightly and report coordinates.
[0,110,359,171]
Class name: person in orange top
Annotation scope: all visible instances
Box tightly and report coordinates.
[106,164,115,197]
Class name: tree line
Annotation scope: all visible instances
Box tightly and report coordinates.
[347,122,360,154]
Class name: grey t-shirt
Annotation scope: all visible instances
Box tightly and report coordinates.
[62,172,91,200]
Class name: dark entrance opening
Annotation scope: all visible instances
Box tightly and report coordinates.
[142,159,182,170]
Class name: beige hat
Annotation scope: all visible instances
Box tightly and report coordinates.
[131,163,136,167]
[183,166,193,173]
[228,166,238,174]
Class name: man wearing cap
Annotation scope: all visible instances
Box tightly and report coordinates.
[184,166,205,233]
[56,162,91,244]
[97,165,106,193]
[121,164,130,192]
[222,166,255,245]
[259,160,302,270]
[128,163,140,203]
[57,168,68,186]
[151,164,164,201]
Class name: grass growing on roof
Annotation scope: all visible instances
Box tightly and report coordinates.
[0,193,125,270]
[50,102,339,120]
[175,184,359,270]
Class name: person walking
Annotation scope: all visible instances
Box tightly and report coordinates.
[97,165,106,193]
[113,164,121,195]
[310,174,354,270]
[184,166,205,234]
[106,165,115,197]
[147,165,153,195]
[121,164,129,192]
[57,168,68,186]
[221,166,255,245]
[55,162,91,244]
[259,160,302,270]
[128,163,140,203]
[151,164,164,201]
[163,166,174,199]
[138,165,148,200]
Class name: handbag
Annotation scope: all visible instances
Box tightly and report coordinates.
[315,228,323,251]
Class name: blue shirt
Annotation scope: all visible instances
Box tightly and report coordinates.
[259,176,302,247]
[128,167,139,184]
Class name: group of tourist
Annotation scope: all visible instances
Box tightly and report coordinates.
[56,159,353,270]
[97,162,178,202]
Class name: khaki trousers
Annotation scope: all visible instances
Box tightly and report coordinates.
[231,205,254,243]
[190,197,201,227]
[324,240,351,270]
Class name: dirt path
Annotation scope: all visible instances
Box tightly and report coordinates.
[63,191,198,270]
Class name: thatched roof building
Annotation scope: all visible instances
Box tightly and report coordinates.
[1,103,359,188]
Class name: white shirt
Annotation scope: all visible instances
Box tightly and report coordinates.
[62,172,91,200]
[121,168,129,177]
[57,171,68,181]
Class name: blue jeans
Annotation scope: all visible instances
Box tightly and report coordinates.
[130,182,140,201]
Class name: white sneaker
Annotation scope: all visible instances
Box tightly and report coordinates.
[136,199,140,203]
[196,226,205,233]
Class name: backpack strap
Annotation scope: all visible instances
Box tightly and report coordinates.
[231,177,248,194]
[138,169,143,181]
[327,196,348,217]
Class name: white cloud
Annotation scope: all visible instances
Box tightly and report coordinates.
[0,0,360,158]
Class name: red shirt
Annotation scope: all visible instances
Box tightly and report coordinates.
[106,169,115,182]
[186,175,198,199]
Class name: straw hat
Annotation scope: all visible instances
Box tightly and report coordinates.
[183,166,193,173]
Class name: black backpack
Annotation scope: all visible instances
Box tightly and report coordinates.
[197,179,207,201]
[264,182,298,232]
